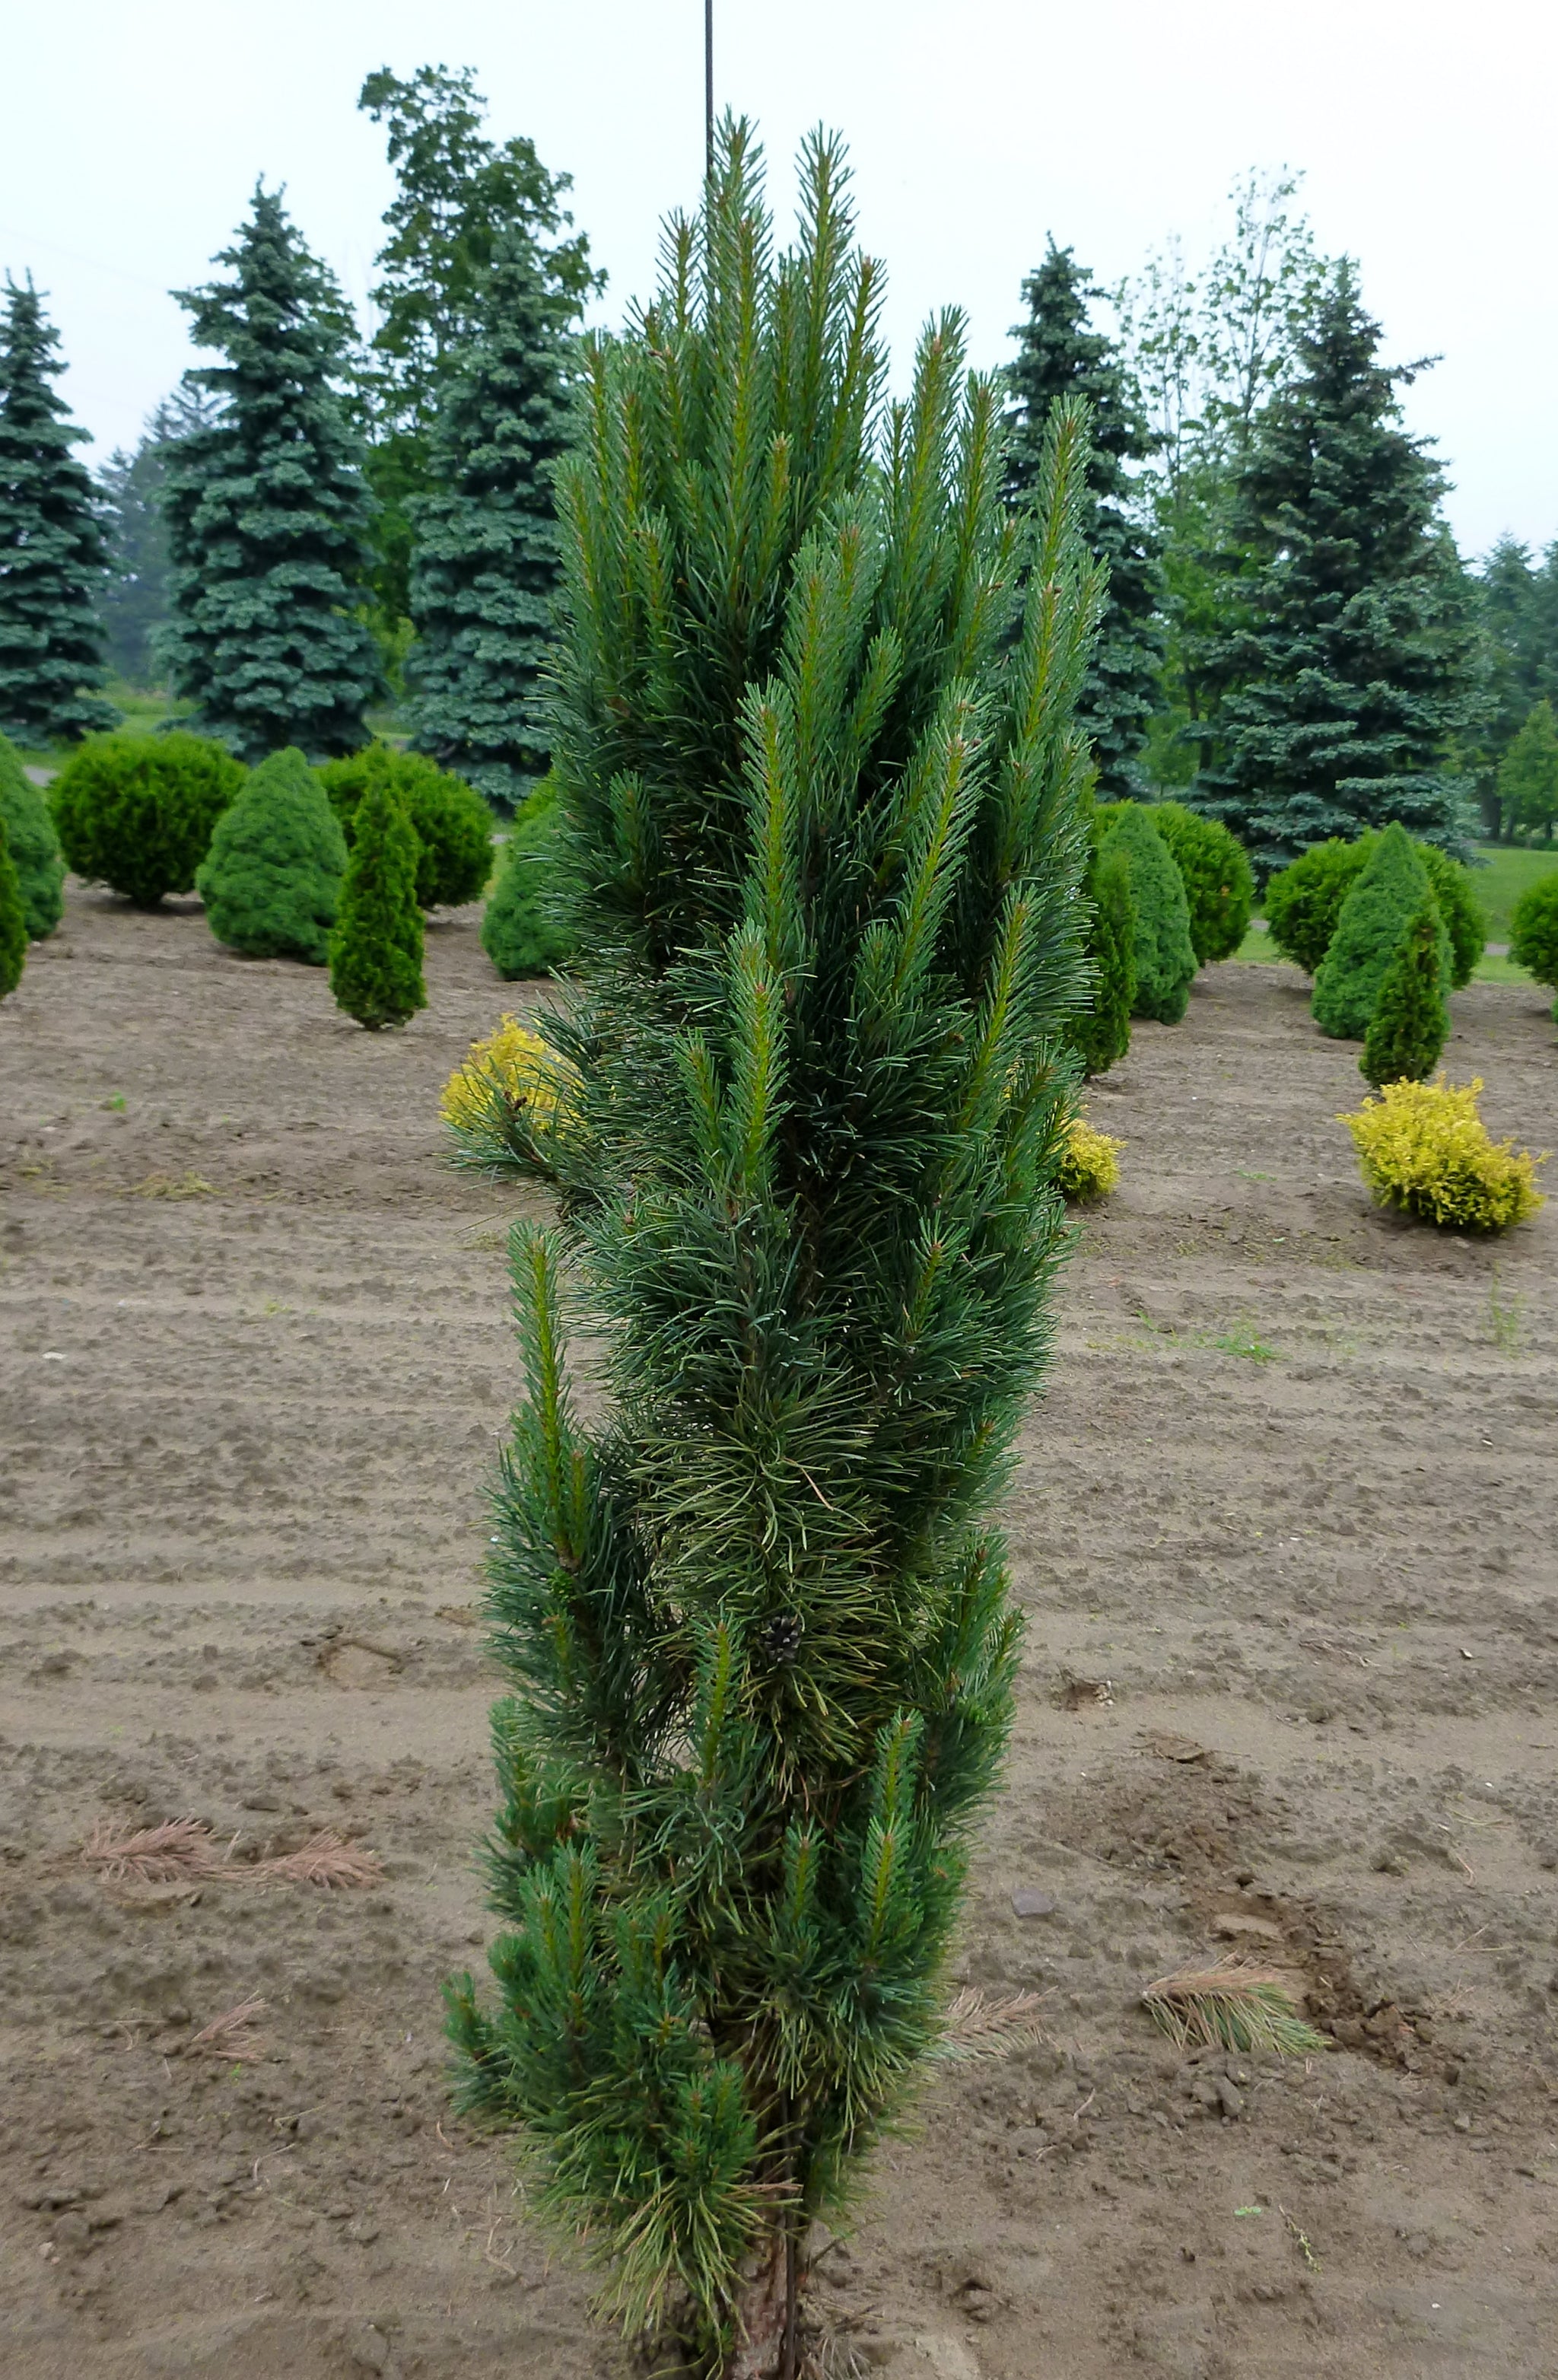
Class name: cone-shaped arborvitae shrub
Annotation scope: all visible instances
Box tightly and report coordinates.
[1070,829,1135,1076]
[481,775,574,979]
[197,746,348,963]
[444,125,1103,2376]
[1312,819,1433,1039]
[1361,895,1451,1087]
[0,813,27,997]
[0,730,65,939]
[1099,800,1197,1023]
[1264,829,1483,987]
[1150,803,1254,965]
[327,773,426,1027]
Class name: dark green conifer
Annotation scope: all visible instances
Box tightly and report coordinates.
[1005,241,1162,797]
[0,813,27,996]
[197,746,347,963]
[327,775,426,1026]
[405,237,576,808]
[0,278,116,743]
[481,775,574,978]
[1100,801,1198,1022]
[0,730,65,937]
[1192,266,1476,871]
[1509,874,1558,1018]
[1312,818,1432,1039]
[97,389,215,686]
[1150,800,1253,963]
[49,730,244,908]
[1360,895,1451,1087]
[444,126,1103,2372]
[161,189,383,761]
[318,746,492,909]
[1070,837,1135,1074]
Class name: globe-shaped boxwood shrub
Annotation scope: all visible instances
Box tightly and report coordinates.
[1509,872,1558,1019]
[0,730,65,940]
[1266,832,1483,988]
[1312,820,1436,1041]
[480,774,575,981]
[318,746,492,911]
[196,746,348,963]
[49,731,244,908]
[1151,801,1254,964]
[1099,800,1198,1023]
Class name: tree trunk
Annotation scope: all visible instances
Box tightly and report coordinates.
[727,2229,799,2380]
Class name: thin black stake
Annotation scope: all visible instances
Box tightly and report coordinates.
[704,0,714,181]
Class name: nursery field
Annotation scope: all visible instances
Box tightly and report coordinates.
[3,884,1558,2380]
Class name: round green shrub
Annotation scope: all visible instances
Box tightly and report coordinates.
[1100,802,1198,1025]
[1509,872,1558,1018]
[0,730,65,940]
[1265,831,1483,988]
[196,747,348,963]
[1312,821,1433,1041]
[0,813,27,998]
[480,775,575,981]
[328,775,427,1029]
[1070,836,1134,1076]
[1360,896,1452,1088]
[49,731,244,908]
[318,746,492,911]
[1150,801,1254,964]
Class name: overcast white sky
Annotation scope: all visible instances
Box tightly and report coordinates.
[4,2,1552,559]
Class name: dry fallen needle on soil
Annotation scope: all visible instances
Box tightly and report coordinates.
[1,880,1556,2379]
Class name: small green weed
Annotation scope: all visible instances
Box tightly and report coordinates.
[1211,1324,1280,1363]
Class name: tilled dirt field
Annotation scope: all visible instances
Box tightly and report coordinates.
[2,883,1556,2380]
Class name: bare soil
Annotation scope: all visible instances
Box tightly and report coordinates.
[2,883,1556,2380]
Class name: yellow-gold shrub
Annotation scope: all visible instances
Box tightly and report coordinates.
[1057,1115,1121,1202]
[1338,1075,1547,1233]
[440,1015,580,1177]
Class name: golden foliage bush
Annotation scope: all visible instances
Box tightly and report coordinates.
[1338,1075,1547,1233]
[440,1014,580,1177]
[1057,1115,1121,1202]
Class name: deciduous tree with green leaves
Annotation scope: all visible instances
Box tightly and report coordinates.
[444,123,1102,2376]
[0,277,116,743]
[1498,699,1558,844]
[161,188,383,761]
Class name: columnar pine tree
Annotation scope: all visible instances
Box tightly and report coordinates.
[0,278,116,743]
[444,125,1102,2375]
[405,237,575,806]
[161,189,383,761]
[1191,264,1475,872]
[1005,242,1162,795]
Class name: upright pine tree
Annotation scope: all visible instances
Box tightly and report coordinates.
[0,278,116,743]
[444,125,1103,2375]
[405,236,576,807]
[161,189,383,761]
[1190,264,1475,872]
[1005,241,1162,796]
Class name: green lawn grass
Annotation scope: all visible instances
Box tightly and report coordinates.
[1470,842,1558,942]
[11,682,191,774]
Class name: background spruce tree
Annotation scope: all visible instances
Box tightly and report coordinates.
[96,389,216,686]
[328,774,426,1026]
[444,124,1102,2374]
[0,813,27,996]
[1188,263,1476,873]
[1360,896,1451,1087]
[0,278,116,744]
[405,236,575,807]
[161,188,383,762]
[1005,241,1162,795]
[1472,535,1558,835]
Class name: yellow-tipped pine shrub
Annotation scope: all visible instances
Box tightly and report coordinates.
[1338,1075,1547,1233]
[1057,1115,1122,1202]
[440,1015,580,1176]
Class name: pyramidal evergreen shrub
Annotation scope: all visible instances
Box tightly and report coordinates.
[1070,832,1134,1075]
[197,746,348,963]
[0,730,65,938]
[1360,896,1451,1087]
[318,747,493,910]
[49,730,244,908]
[0,813,27,998]
[1099,800,1197,1023]
[327,774,426,1027]
[1264,829,1483,987]
[1312,819,1435,1039]
[1509,874,1558,1018]
[480,775,574,979]
[443,123,1103,2375]
[1151,802,1254,965]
